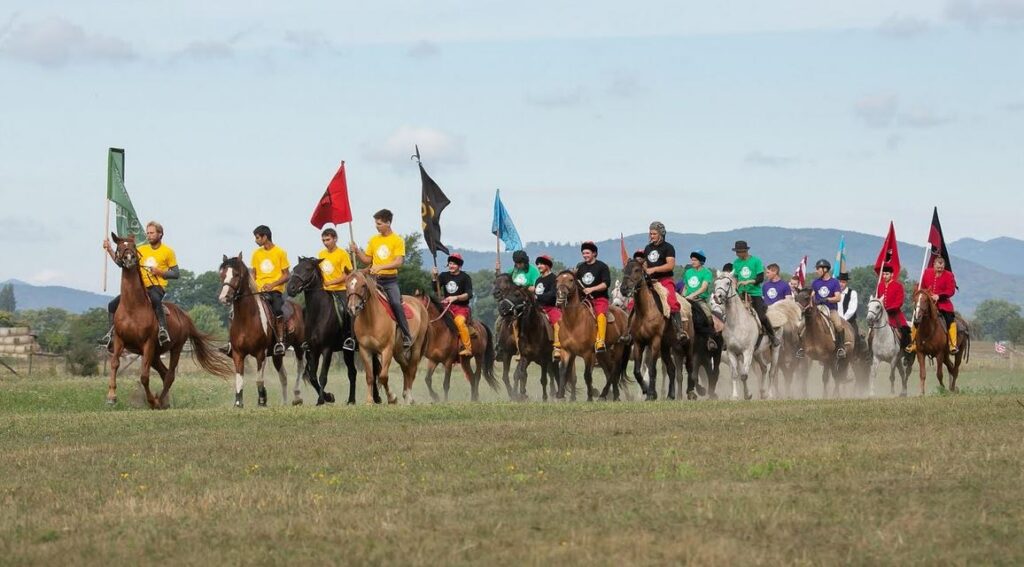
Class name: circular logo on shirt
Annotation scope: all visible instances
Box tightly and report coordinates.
[144,257,158,269]
[647,250,660,263]
[535,283,545,296]
[581,272,595,286]
[321,260,336,275]
[687,275,699,288]
[260,259,274,274]
[739,266,752,279]
[817,285,830,298]
[767,287,778,299]
[375,245,391,260]
[513,273,527,285]
[445,281,458,294]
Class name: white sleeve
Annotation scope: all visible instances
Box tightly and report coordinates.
[843,290,858,320]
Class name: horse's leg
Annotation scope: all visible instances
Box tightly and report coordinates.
[726,350,741,401]
[232,350,245,408]
[936,354,947,392]
[514,358,529,402]
[685,350,697,400]
[107,337,124,405]
[378,347,397,404]
[152,351,174,409]
[898,354,910,397]
[949,353,961,393]
[358,349,376,405]
[500,352,516,401]
[270,354,292,405]
[291,348,305,404]
[630,344,646,396]
[139,342,158,409]
[443,363,454,402]
[318,349,335,404]
[869,355,881,398]
[466,354,481,402]
[343,349,357,405]
[424,360,440,402]
[917,352,927,396]
[664,347,678,401]
[740,349,753,401]
[401,357,417,406]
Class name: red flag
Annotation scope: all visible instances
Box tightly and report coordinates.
[926,207,951,271]
[310,162,353,229]
[620,233,628,268]
[795,255,807,289]
[874,221,901,276]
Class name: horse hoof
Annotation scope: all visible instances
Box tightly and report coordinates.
[292,398,303,406]
[745,394,753,400]
[323,393,336,404]
[347,400,355,406]
[106,398,117,406]
[234,401,244,409]
[388,396,398,405]
[687,391,698,401]
[696,384,707,396]
[709,393,718,400]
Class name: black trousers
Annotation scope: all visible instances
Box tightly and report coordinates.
[263,291,285,318]
[689,300,714,335]
[378,276,412,339]
[327,290,352,339]
[749,295,774,335]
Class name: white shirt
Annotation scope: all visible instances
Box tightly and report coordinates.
[839,287,858,321]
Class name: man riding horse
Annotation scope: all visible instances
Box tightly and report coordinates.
[877,264,911,352]
[350,208,414,352]
[762,263,791,306]
[644,221,687,341]
[679,249,717,350]
[431,252,474,357]
[251,225,291,356]
[575,241,612,352]
[317,227,356,351]
[103,220,178,346]
[908,255,958,354]
[810,258,847,358]
[730,240,779,347]
[533,254,561,355]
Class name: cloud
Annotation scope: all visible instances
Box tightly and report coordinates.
[0,16,135,67]
[525,87,585,108]
[606,74,645,99]
[407,40,440,59]
[28,270,68,286]
[0,216,57,242]
[877,14,931,38]
[284,30,338,56]
[744,151,799,168]
[886,134,904,151]
[1005,101,1024,112]
[172,29,253,62]
[947,0,1024,27]
[362,126,466,171]
[898,107,955,128]
[853,94,899,128]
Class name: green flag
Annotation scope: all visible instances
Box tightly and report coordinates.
[106,148,145,242]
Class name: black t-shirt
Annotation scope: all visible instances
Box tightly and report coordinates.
[534,273,557,307]
[644,240,676,276]
[575,260,611,299]
[437,271,473,306]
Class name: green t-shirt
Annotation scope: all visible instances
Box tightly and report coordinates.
[509,264,540,287]
[732,255,764,297]
[682,266,713,301]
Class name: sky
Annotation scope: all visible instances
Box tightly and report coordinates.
[1,1,1022,291]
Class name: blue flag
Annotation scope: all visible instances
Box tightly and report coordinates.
[491,189,522,252]
[833,235,847,277]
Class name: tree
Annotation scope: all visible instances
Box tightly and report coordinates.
[18,308,73,353]
[189,304,227,339]
[971,299,1023,341]
[469,269,498,328]
[0,283,15,313]
[398,232,432,295]
[65,308,108,376]
[165,269,229,324]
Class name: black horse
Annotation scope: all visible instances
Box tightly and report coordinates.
[493,274,561,401]
[286,257,366,405]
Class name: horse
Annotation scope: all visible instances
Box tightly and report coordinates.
[765,297,806,399]
[107,234,233,408]
[864,297,915,397]
[345,269,430,404]
[490,273,525,399]
[420,294,499,402]
[554,270,629,401]
[218,254,308,408]
[792,289,855,398]
[710,274,781,400]
[910,290,970,395]
[286,257,361,405]
[493,278,561,401]
[618,259,696,401]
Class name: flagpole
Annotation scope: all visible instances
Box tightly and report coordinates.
[102,198,110,292]
[910,240,931,322]
[495,233,501,274]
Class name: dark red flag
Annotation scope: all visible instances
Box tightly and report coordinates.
[619,233,628,268]
[310,162,353,229]
[874,221,901,276]
[926,207,951,271]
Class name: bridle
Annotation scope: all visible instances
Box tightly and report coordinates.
[114,242,138,269]
[347,273,371,316]
[219,261,260,304]
[866,298,888,329]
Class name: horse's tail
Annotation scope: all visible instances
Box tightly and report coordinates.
[183,314,234,379]
[963,331,971,365]
[481,324,499,392]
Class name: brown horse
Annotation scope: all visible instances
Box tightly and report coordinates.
[794,289,855,398]
[107,234,233,408]
[346,270,430,404]
[554,270,629,401]
[218,254,307,408]
[490,273,522,399]
[493,276,561,401]
[420,294,498,401]
[910,290,970,395]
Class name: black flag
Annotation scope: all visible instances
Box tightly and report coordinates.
[420,162,450,259]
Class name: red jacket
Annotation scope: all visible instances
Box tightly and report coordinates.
[920,269,956,313]
[877,279,907,328]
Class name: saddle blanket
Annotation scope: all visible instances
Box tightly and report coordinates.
[375,292,415,322]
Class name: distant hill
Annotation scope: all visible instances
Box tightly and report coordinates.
[447,227,1017,315]
[949,237,1024,276]
[1,279,113,314]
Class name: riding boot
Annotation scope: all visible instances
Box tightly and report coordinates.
[835,329,847,359]
[948,321,958,354]
[553,322,562,357]
[670,312,687,341]
[905,327,918,353]
[595,313,607,352]
[454,315,473,357]
[274,318,287,355]
[766,325,780,347]
[154,304,170,346]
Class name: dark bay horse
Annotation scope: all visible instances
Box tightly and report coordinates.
[491,273,521,398]
[218,254,308,408]
[910,291,970,395]
[493,279,561,401]
[286,257,360,405]
[420,295,498,402]
[554,270,629,401]
[108,234,233,408]
[793,289,855,398]
[346,270,429,404]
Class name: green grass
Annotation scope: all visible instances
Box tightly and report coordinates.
[0,355,1022,565]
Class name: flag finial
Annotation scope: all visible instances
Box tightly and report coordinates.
[411,145,421,163]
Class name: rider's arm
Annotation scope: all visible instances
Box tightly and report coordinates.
[268,268,290,290]
[350,244,371,265]
[374,255,404,273]
[842,290,857,319]
[163,266,180,280]
[649,256,676,277]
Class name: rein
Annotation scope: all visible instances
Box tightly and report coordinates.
[429,301,453,323]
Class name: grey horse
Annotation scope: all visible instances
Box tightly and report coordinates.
[864,297,914,397]
[711,275,782,400]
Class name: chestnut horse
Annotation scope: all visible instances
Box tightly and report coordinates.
[554,270,629,401]
[218,254,308,408]
[493,276,561,401]
[420,294,498,402]
[346,270,429,404]
[910,290,970,395]
[107,234,233,408]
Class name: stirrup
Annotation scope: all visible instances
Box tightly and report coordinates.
[402,335,413,348]
[836,347,846,359]
[707,337,718,350]
[620,333,632,343]
[949,344,959,354]
[158,327,171,345]
[795,348,805,359]
[99,327,113,346]
[342,337,356,351]
[594,340,606,353]
[769,335,780,347]
[459,347,473,357]
[273,342,286,355]
[904,345,916,354]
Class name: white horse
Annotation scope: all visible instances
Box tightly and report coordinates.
[710,275,782,400]
[864,297,914,397]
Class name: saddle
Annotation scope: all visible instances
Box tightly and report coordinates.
[254,295,298,334]
[374,289,415,321]
[539,312,555,341]
[651,284,689,320]
[814,305,837,342]
[580,299,616,323]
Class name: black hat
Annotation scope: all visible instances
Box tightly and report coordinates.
[882,265,894,273]
[815,258,831,270]
[732,240,749,252]
[512,250,529,265]
[632,249,645,260]
[535,255,553,267]
[838,272,850,281]
[447,253,464,267]
[581,241,598,253]
[722,262,733,272]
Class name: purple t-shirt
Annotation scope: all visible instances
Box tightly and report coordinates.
[812,277,842,310]
[762,280,792,306]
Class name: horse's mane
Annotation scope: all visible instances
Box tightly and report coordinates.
[220,256,258,294]
[426,292,459,333]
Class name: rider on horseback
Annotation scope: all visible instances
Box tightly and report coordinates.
[810,258,846,358]
[432,253,474,357]
[679,249,717,350]
[102,221,179,346]
[644,221,687,341]
[252,225,291,355]
[908,256,958,354]
[317,227,356,351]
[762,263,792,306]
[878,265,911,352]
[351,209,415,352]
[508,250,540,291]
[534,255,562,355]
[576,241,612,352]
[731,241,780,347]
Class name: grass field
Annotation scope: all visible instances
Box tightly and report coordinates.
[1,347,1022,565]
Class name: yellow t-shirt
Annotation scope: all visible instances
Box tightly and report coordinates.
[251,245,290,293]
[366,233,405,277]
[318,247,353,291]
[137,243,177,289]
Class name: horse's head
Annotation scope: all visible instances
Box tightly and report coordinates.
[555,270,579,308]
[287,256,324,297]
[793,288,814,311]
[493,275,530,319]
[912,289,936,325]
[217,253,247,305]
[111,232,139,269]
[710,274,735,308]
[619,259,647,299]
[491,273,514,300]
[345,269,375,317]
[865,297,885,325]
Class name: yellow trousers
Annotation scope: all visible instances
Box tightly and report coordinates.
[595,313,607,351]
[454,315,472,356]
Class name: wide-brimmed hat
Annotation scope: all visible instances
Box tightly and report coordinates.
[535,255,553,267]
[732,240,749,252]
[838,272,850,281]
[581,241,598,253]
[447,253,464,267]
